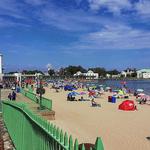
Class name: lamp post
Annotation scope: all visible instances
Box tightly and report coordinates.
[0,82,3,112]
[36,73,45,110]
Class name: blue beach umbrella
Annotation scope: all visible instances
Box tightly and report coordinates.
[136,89,144,92]
[68,91,80,97]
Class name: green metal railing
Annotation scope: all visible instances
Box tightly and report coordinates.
[21,88,52,110]
[0,102,2,112]
[2,101,104,150]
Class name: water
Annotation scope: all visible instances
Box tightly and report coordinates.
[106,80,150,94]
[85,80,150,95]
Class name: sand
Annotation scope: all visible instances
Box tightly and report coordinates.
[42,87,150,150]
[2,88,150,150]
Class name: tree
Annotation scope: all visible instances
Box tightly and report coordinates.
[131,72,137,78]
[107,69,120,75]
[7,71,18,74]
[64,65,87,76]
[22,70,44,75]
[48,69,55,76]
[58,67,65,77]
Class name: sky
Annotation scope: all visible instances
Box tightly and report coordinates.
[0,0,150,72]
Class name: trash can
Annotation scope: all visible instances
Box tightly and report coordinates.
[108,96,112,102]
[111,96,116,103]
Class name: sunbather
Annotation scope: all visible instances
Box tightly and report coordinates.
[79,96,85,101]
[139,98,147,104]
[91,99,101,107]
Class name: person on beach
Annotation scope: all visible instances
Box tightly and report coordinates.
[91,98,101,107]
[79,96,85,101]
[36,94,39,103]
[12,91,16,101]
[8,93,12,100]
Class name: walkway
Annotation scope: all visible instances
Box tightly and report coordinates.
[1,89,53,120]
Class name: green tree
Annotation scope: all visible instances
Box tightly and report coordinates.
[64,65,87,76]
[22,70,44,75]
[48,69,55,76]
[107,69,120,75]
[7,71,18,74]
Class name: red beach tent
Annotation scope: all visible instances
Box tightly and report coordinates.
[118,100,136,111]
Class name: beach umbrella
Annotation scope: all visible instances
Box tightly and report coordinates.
[80,92,86,95]
[113,89,119,92]
[106,87,111,90]
[137,93,145,96]
[136,89,144,92]
[68,91,79,97]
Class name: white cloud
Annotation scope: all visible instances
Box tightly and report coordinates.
[88,0,131,14]
[135,0,150,17]
[36,6,112,31]
[0,0,25,19]
[0,18,30,28]
[67,24,150,51]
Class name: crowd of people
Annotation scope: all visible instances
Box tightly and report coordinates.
[8,91,16,101]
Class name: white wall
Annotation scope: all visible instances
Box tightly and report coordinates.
[0,54,3,74]
[143,73,150,79]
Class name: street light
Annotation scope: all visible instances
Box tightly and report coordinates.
[0,82,3,112]
[35,73,45,110]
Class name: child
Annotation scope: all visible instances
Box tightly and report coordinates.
[12,91,16,100]
[8,93,12,100]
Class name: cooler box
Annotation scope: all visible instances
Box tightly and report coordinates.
[111,96,116,103]
[108,96,112,102]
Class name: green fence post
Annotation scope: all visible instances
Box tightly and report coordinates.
[60,129,64,144]
[50,124,53,135]
[56,127,60,140]
[74,139,79,150]
[64,132,68,147]
[53,125,56,137]
[69,135,73,150]
[95,137,104,150]
[81,144,85,150]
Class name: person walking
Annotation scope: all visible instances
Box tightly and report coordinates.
[12,91,16,101]
[8,93,12,100]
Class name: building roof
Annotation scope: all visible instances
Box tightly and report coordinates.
[137,69,150,73]
[87,70,94,74]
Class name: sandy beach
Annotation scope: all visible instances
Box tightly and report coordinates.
[41,87,150,150]
[2,87,150,150]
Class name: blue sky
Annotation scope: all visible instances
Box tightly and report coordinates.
[0,0,150,72]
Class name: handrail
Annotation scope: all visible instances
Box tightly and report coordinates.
[2,101,104,150]
[20,88,52,110]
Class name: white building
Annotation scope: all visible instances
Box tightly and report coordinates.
[74,71,82,77]
[112,74,121,78]
[121,69,135,77]
[106,74,111,78]
[0,53,3,74]
[74,70,99,79]
[137,69,150,79]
